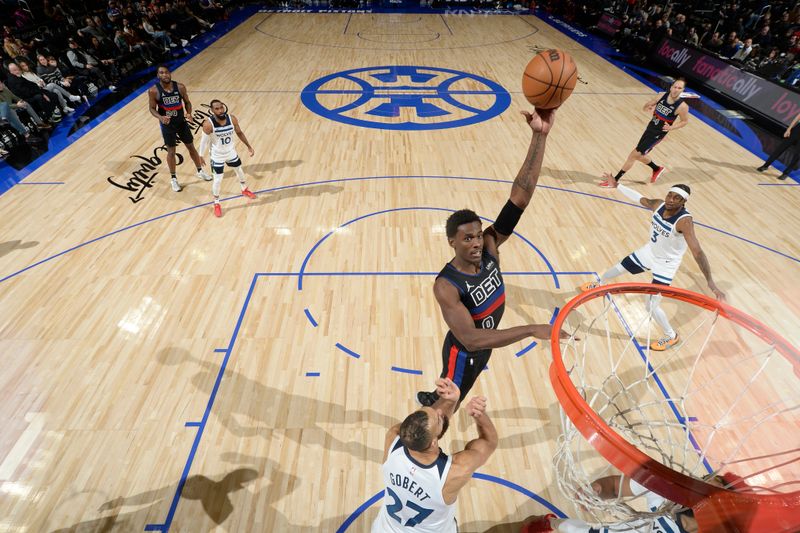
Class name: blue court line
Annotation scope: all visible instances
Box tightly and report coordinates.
[258,270,591,277]
[758,182,800,186]
[335,342,362,359]
[2,175,797,286]
[515,341,537,357]
[606,291,715,474]
[338,473,565,531]
[390,366,423,375]
[304,308,319,327]
[306,372,321,377]
[549,306,560,325]
[184,421,201,427]
[297,205,560,291]
[144,273,259,532]
[0,5,261,196]
[213,348,227,353]
[16,181,65,185]
[440,14,454,35]
[312,89,500,94]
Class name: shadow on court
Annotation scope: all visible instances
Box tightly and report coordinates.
[49,467,260,532]
[0,239,38,259]
[156,347,393,464]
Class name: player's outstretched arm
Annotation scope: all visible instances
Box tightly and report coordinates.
[615,184,662,210]
[442,396,497,504]
[484,108,556,249]
[678,218,725,301]
[434,279,568,352]
[431,378,460,418]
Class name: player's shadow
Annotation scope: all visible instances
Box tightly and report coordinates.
[220,183,344,214]
[545,166,615,186]
[0,239,38,259]
[692,156,762,174]
[243,159,303,179]
[49,467,261,532]
[157,347,393,464]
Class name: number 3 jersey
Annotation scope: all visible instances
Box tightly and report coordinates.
[437,249,505,356]
[647,202,691,263]
[372,436,457,533]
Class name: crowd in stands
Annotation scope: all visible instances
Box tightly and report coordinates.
[542,0,800,87]
[0,0,231,163]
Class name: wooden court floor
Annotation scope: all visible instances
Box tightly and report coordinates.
[0,12,798,532]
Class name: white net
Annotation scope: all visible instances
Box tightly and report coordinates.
[552,285,800,530]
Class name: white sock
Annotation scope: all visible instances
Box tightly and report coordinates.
[212,172,223,197]
[599,262,627,283]
[648,294,676,338]
[234,167,247,190]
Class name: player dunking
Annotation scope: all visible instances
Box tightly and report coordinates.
[198,99,257,217]
[579,183,725,351]
[373,378,496,532]
[148,64,211,192]
[600,79,690,188]
[416,109,568,408]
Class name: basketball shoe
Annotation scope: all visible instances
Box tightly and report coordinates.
[650,166,667,183]
[650,333,679,351]
[416,391,439,407]
[521,514,556,532]
[242,188,256,199]
[213,203,222,217]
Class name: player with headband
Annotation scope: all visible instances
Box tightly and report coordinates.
[579,183,725,351]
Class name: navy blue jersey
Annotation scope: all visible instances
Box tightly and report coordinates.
[437,249,505,351]
[155,81,185,121]
[648,93,683,130]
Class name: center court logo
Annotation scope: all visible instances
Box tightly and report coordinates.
[300,66,511,130]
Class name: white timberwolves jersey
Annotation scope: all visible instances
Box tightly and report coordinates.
[372,436,457,533]
[648,202,691,263]
[209,114,237,162]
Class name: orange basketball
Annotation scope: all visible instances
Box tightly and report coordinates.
[522,49,578,109]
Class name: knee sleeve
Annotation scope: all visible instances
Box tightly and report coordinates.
[493,199,524,236]
[646,293,662,313]
[233,166,245,180]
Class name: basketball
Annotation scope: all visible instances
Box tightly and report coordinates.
[522,49,578,109]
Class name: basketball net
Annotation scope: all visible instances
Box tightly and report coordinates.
[550,283,800,532]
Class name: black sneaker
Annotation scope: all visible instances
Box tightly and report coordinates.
[756,165,768,172]
[416,391,439,407]
[778,173,789,180]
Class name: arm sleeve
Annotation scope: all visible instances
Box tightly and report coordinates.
[617,184,644,203]
[199,132,211,157]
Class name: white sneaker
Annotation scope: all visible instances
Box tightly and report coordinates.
[198,169,212,181]
[108,85,117,92]
[70,95,82,103]
[180,39,189,47]
[171,177,182,192]
[62,106,75,114]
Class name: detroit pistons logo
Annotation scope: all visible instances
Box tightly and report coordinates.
[300,65,511,130]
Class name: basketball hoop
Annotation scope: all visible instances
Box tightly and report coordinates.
[550,283,800,532]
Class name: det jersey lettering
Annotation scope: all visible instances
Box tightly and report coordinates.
[466,268,501,307]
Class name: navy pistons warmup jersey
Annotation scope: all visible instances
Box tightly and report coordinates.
[436,249,505,388]
[647,93,683,131]
[155,81,185,121]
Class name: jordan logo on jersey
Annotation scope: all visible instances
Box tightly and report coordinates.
[466,269,501,306]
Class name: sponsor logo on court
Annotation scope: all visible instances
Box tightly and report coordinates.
[107,104,214,203]
[301,65,510,130]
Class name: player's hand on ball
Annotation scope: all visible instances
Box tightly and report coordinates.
[434,377,460,403]
[521,108,556,134]
[465,396,487,418]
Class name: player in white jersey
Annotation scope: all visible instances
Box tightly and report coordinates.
[372,378,497,532]
[579,184,725,351]
[521,473,736,533]
[198,99,257,217]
